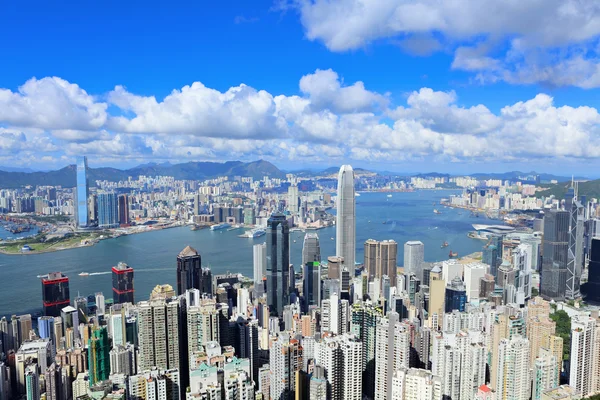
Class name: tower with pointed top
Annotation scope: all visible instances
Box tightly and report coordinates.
[177,246,202,295]
[336,165,356,269]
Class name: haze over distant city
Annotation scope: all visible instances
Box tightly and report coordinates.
[2,2,600,174]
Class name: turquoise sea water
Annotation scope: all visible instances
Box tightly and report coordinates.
[0,190,488,317]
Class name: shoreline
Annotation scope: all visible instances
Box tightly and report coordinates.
[0,222,184,255]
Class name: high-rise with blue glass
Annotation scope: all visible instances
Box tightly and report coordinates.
[75,156,89,229]
[98,193,119,228]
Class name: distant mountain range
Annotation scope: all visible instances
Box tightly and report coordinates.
[0,161,591,191]
[536,179,600,200]
[0,160,286,188]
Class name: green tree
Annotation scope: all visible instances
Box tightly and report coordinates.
[550,310,571,361]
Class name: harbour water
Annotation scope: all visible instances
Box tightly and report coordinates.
[0,190,487,317]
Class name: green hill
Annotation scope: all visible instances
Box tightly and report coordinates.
[536,179,600,200]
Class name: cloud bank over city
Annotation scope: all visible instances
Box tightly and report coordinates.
[293,0,600,88]
[1,69,600,171]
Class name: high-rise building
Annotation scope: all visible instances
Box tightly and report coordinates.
[266,212,290,318]
[569,314,596,397]
[112,262,134,304]
[137,298,181,372]
[269,332,303,400]
[444,277,467,313]
[41,272,70,317]
[314,334,362,400]
[37,316,54,342]
[404,241,424,283]
[463,262,488,301]
[495,335,531,400]
[336,165,355,269]
[364,239,398,288]
[44,362,62,400]
[391,367,443,400]
[541,210,569,301]
[375,312,410,400]
[350,301,383,398]
[75,156,89,229]
[24,365,39,400]
[303,262,321,313]
[97,192,119,228]
[532,348,559,400]
[176,246,203,296]
[288,185,299,215]
[302,233,321,266]
[109,344,135,376]
[253,242,267,288]
[566,186,584,300]
[117,194,129,226]
[88,326,110,385]
[584,238,600,303]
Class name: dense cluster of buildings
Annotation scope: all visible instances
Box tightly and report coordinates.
[3,165,600,400]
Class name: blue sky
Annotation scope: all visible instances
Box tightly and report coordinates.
[1,0,600,175]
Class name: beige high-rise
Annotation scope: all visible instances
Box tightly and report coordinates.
[363,239,398,287]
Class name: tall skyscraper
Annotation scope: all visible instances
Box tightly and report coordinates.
[314,334,363,400]
[463,262,488,301]
[351,301,383,398]
[302,233,321,266]
[303,262,321,313]
[569,314,596,397]
[137,298,181,372]
[582,237,600,302]
[540,210,569,301]
[176,246,202,296]
[112,262,134,304]
[75,156,89,229]
[287,185,299,215]
[404,241,424,283]
[495,335,531,400]
[88,326,110,385]
[37,316,54,341]
[253,242,267,288]
[266,212,290,318]
[269,332,303,400]
[97,192,119,228]
[566,188,584,299]
[41,272,70,317]
[117,194,129,226]
[375,312,410,400]
[336,165,355,268]
[364,239,398,287]
[444,277,467,313]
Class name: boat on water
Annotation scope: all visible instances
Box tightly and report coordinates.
[79,272,90,277]
[433,209,442,214]
[441,241,449,248]
[355,193,361,197]
[387,194,392,198]
[239,228,266,238]
[210,223,231,231]
[449,251,458,258]
[330,237,334,240]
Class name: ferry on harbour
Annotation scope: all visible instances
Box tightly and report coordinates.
[239,228,266,238]
[210,223,231,231]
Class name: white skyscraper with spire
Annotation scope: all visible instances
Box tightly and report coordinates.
[336,165,355,268]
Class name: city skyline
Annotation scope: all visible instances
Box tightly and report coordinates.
[1,3,600,174]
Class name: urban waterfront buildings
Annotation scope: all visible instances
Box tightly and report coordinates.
[41,272,70,317]
[253,242,267,289]
[404,241,424,283]
[97,192,119,229]
[266,212,290,318]
[112,262,134,304]
[364,239,398,288]
[336,165,355,268]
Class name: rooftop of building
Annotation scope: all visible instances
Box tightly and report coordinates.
[179,245,199,257]
[541,385,580,400]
